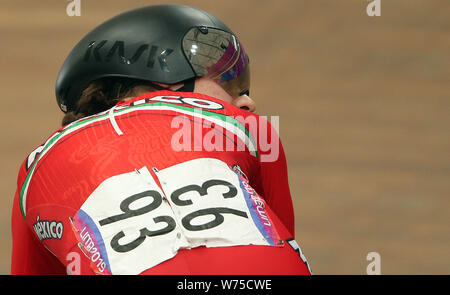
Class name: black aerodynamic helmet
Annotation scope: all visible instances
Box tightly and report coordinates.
[55,4,250,113]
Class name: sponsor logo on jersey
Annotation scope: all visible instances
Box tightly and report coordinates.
[232,164,282,247]
[33,215,64,241]
[70,212,112,275]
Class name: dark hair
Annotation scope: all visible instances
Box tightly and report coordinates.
[61,78,156,126]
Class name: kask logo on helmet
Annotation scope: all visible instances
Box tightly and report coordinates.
[83,40,174,72]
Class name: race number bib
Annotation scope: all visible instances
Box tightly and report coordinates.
[71,158,281,275]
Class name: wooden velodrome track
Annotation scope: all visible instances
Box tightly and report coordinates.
[1,0,449,274]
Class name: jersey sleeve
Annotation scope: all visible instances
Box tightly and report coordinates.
[257,116,295,236]
[11,160,66,275]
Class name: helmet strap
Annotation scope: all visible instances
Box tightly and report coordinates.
[146,77,195,93]
[175,77,195,92]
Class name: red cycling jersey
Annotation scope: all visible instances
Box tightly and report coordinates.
[11,90,311,275]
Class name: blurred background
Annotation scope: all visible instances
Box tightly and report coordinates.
[1,0,449,274]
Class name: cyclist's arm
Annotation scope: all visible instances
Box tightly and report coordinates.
[257,117,295,236]
[11,185,66,275]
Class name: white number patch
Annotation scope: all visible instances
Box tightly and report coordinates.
[72,158,280,275]
[155,158,270,249]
